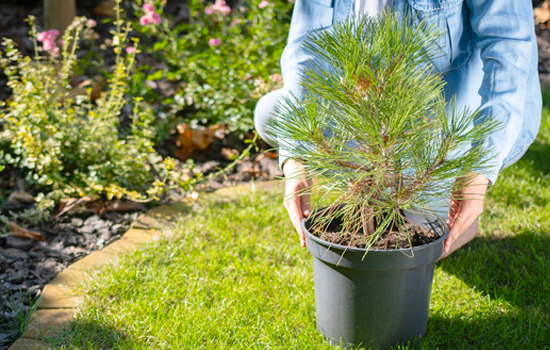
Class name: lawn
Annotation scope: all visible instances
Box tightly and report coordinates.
[49,110,550,349]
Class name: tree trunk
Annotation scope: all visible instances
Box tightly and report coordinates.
[44,0,76,32]
[362,206,375,236]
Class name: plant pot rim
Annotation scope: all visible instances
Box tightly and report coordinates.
[301,215,449,254]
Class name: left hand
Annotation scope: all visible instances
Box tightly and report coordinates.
[444,173,490,254]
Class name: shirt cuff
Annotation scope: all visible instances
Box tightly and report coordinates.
[278,147,294,171]
[478,160,502,185]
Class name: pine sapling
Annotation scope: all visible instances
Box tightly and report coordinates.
[268,13,501,250]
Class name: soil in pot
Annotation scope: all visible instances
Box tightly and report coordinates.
[308,209,442,250]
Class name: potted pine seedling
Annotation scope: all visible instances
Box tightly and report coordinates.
[268,13,500,349]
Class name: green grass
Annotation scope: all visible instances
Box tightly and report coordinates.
[0,293,39,347]
[49,112,550,349]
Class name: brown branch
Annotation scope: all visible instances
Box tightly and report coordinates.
[362,205,375,237]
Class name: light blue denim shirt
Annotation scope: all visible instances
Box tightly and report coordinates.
[278,0,542,184]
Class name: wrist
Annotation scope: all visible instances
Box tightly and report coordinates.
[283,159,305,177]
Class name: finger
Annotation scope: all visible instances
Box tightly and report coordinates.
[444,203,480,253]
[447,199,460,226]
[284,198,306,247]
[301,194,312,217]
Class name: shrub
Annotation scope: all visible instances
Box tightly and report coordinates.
[129,0,291,136]
[0,10,176,202]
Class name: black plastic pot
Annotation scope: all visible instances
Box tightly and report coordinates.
[302,210,448,349]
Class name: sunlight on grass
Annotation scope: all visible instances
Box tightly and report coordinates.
[50,110,550,349]
[51,193,338,349]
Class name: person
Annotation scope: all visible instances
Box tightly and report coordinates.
[254,0,542,258]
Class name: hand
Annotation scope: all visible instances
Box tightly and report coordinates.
[283,159,312,247]
[444,173,489,254]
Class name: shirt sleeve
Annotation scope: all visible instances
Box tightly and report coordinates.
[465,0,538,184]
[278,0,335,169]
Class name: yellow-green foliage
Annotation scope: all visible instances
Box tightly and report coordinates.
[0,15,172,202]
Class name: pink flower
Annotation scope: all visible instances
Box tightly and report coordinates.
[143,3,155,13]
[57,39,64,46]
[139,8,161,25]
[37,29,60,43]
[126,46,137,54]
[49,46,60,57]
[205,0,231,16]
[151,12,161,24]
[37,29,62,57]
[208,38,221,46]
[42,39,55,51]
[219,5,231,15]
[86,19,97,28]
[140,15,152,25]
[258,0,269,9]
[37,32,47,42]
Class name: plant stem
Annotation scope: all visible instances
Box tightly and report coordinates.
[362,205,374,236]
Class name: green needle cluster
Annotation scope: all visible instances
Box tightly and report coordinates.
[268,12,501,248]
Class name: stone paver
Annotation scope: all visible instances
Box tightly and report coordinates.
[48,268,92,288]
[7,337,50,349]
[21,309,75,339]
[131,213,160,230]
[132,200,192,229]
[122,228,162,244]
[67,250,119,271]
[37,284,83,309]
[101,238,138,255]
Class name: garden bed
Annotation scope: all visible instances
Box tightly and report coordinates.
[0,2,286,346]
[1,0,550,349]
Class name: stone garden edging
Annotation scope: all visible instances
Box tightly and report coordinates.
[7,180,280,350]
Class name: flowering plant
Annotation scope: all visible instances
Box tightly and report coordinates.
[140,3,161,25]
[0,3,184,203]
[36,29,60,56]
[129,0,292,135]
[205,0,232,15]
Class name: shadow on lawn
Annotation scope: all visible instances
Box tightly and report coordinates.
[434,231,550,347]
[49,321,135,349]
[426,311,550,349]
[516,137,550,176]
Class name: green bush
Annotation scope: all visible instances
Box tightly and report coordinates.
[130,0,291,136]
[0,14,176,202]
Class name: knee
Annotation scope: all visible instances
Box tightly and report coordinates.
[254,88,288,147]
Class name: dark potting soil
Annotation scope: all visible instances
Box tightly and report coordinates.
[309,214,441,250]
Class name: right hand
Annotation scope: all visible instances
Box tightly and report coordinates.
[282,159,312,247]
